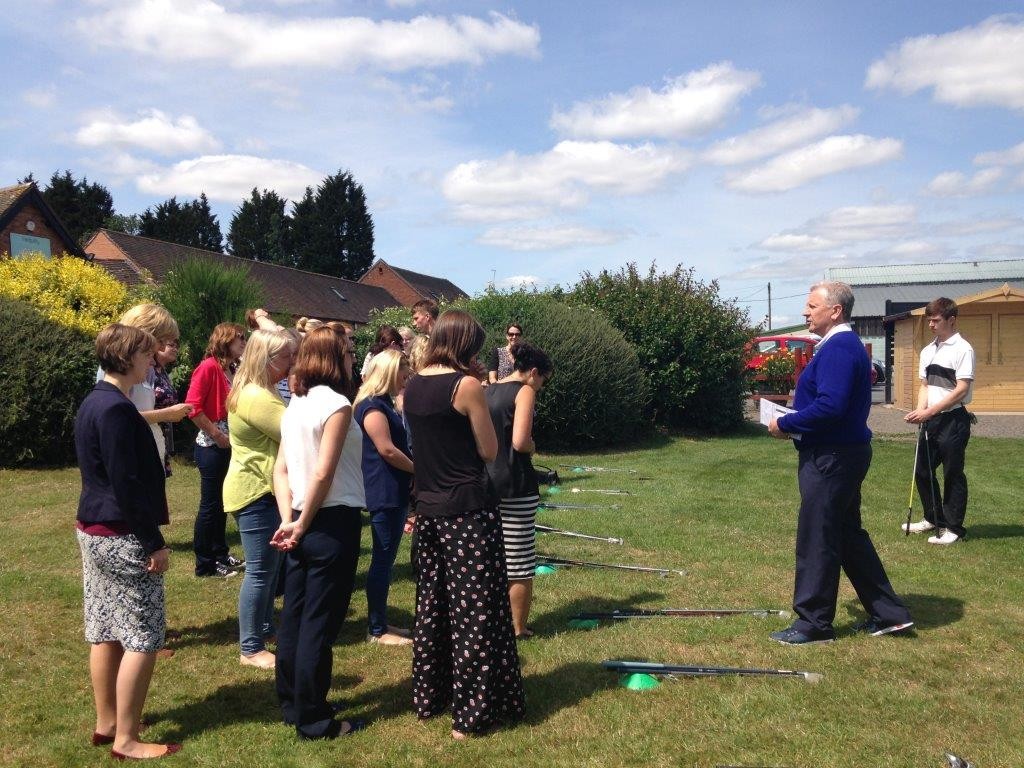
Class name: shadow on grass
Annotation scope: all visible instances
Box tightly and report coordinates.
[523,661,615,725]
[530,591,666,637]
[170,616,238,648]
[966,524,1024,540]
[839,592,964,631]
[151,678,280,740]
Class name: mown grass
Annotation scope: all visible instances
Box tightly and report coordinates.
[1,425,1021,768]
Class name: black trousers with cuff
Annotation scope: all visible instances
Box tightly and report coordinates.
[915,407,971,538]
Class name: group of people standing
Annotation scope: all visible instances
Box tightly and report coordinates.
[75,296,555,757]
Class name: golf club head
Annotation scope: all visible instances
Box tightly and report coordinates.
[945,753,975,768]
[802,672,824,684]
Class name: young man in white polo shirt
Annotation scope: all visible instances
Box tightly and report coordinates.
[903,297,975,545]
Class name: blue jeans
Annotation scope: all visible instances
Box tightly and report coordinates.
[193,444,230,575]
[366,505,407,637]
[235,494,283,654]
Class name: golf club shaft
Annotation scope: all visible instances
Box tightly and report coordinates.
[536,525,623,544]
[907,423,921,536]
[539,502,620,510]
[539,556,683,576]
[570,488,631,495]
[576,608,788,619]
[603,660,819,681]
[559,464,637,473]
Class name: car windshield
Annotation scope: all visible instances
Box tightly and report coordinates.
[757,341,781,354]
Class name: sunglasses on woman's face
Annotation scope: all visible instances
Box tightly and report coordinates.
[507,332,521,338]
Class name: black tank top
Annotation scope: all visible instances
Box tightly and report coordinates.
[485,381,538,499]
[403,371,492,517]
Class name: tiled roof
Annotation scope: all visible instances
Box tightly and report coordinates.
[390,263,469,301]
[0,183,32,218]
[92,230,400,325]
[827,259,1024,286]
[95,258,144,286]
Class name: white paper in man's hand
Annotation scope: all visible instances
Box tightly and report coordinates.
[759,398,800,439]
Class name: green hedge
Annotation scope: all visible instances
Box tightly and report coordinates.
[459,291,651,450]
[571,263,752,432]
[0,296,97,466]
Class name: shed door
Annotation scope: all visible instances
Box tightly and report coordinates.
[958,316,991,365]
[998,314,1024,365]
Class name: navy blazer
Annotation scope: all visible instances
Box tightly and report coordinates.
[75,381,168,554]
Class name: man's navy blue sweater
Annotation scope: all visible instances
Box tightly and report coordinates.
[777,330,872,448]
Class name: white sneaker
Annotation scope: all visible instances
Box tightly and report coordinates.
[902,519,936,534]
[928,529,961,545]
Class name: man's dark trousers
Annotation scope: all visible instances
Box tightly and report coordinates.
[915,408,970,538]
[792,443,911,636]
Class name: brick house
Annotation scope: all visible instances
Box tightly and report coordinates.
[0,182,86,260]
[358,258,469,307]
[84,229,400,326]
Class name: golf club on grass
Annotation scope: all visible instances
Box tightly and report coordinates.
[536,524,623,545]
[559,464,638,474]
[945,753,975,768]
[906,423,922,536]
[538,502,621,511]
[538,555,684,576]
[575,608,790,620]
[602,659,822,683]
[570,487,631,496]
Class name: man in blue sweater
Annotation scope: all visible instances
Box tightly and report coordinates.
[768,281,913,644]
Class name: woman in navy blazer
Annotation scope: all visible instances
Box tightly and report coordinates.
[75,323,181,760]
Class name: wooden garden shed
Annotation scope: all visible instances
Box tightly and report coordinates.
[890,283,1024,412]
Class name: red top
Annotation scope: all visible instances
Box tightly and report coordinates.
[185,356,230,422]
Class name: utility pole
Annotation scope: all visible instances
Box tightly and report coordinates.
[767,282,772,330]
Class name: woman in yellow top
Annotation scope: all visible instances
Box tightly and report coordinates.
[224,329,298,669]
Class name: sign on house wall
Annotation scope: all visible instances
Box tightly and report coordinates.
[11,233,51,258]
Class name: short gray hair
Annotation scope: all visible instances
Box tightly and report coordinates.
[811,281,855,321]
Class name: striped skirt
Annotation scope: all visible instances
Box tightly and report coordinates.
[498,494,539,580]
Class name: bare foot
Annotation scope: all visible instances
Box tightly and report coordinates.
[111,740,182,759]
[239,650,276,669]
[451,729,469,740]
[367,632,412,646]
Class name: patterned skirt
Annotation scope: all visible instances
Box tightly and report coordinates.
[76,530,165,653]
[498,494,539,580]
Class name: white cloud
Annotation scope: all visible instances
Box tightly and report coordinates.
[974,140,1024,166]
[924,167,1003,197]
[703,105,859,166]
[495,274,543,289]
[865,15,1024,110]
[973,242,1024,258]
[550,62,760,140]
[863,240,951,261]
[21,86,56,109]
[756,204,918,253]
[1016,169,1024,189]
[757,233,839,252]
[725,135,903,193]
[933,216,1024,237]
[75,109,221,155]
[77,1,540,72]
[443,140,691,221]
[728,253,851,281]
[136,154,322,201]
[478,224,626,251]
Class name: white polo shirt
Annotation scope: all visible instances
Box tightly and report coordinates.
[919,332,974,410]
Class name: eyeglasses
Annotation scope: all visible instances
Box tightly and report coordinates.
[507,332,521,338]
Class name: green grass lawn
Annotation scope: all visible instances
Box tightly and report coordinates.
[2,425,1021,768]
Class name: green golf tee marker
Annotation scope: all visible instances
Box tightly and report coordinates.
[535,564,558,575]
[573,467,584,473]
[567,618,599,630]
[619,673,660,690]
[546,486,561,495]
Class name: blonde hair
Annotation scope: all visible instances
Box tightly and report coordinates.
[354,349,409,406]
[226,329,294,412]
[296,317,324,334]
[406,334,430,372]
[119,303,178,342]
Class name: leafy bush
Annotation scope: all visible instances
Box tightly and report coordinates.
[0,253,132,334]
[570,263,752,432]
[157,258,265,368]
[0,296,97,466]
[458,291,650,450]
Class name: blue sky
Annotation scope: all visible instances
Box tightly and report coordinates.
[3,1,1023,326]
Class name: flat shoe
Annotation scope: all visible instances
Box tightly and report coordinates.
[110,743,182,760]
[366,632,412,646]
[92,721,151,745]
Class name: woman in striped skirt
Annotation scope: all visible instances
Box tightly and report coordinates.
[485,341,554,639]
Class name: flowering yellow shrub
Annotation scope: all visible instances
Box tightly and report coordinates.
[0,252,132,335]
